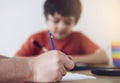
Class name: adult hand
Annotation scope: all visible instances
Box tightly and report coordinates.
[29,50,74,82]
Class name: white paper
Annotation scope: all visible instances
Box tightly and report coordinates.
[62,73,96,81]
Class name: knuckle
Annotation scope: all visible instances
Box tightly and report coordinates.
[69,63,75,70]
[54,56,61,64]
[64,71,67,75]
[54,65,60,71]
[55,58,61,64]
[54,72,61,81]
[54,50,60,55]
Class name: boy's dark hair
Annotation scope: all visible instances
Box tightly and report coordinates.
[44,0,82,23]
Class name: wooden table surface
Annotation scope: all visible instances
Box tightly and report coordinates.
[60,70,120,83]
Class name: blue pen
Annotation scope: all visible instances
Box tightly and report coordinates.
[48,31,56,50]
[48,31,72,75]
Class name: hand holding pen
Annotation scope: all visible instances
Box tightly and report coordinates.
[32,31,74,72]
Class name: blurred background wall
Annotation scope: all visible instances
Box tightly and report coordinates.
[0,0,120,63]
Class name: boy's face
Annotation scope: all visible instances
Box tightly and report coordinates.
[47,13,76,40]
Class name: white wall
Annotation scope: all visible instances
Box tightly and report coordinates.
[0,0,120,58]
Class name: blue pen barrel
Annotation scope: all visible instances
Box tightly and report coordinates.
[48,31,56,50]
[50,37,55,50]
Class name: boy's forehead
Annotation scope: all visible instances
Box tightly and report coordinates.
[49,12,75,20]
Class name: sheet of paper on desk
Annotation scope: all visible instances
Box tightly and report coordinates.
[62,73,96,81]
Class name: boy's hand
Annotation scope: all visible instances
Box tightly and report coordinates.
[29,50,74,82]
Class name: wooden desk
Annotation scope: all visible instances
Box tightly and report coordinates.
[60,70,120,83]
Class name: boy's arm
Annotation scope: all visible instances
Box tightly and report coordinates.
[72,33,109,65]
[71,48,109,65]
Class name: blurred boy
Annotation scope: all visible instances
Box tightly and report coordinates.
[15,0,109,65]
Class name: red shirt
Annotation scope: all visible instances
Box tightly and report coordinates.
[16,30,99,56]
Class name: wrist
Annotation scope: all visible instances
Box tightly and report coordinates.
[14,58,34,82]
[27,57,41,82]
[26,58,35,82]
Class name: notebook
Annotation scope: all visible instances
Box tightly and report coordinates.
[62,73,96,81]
